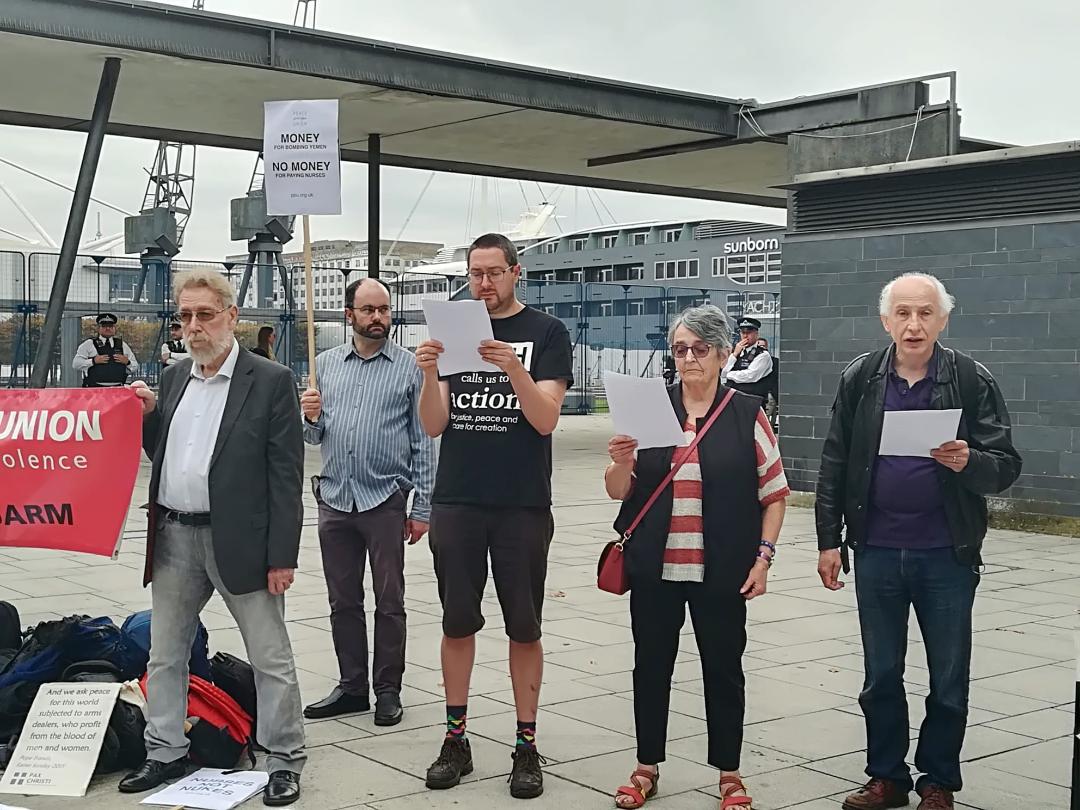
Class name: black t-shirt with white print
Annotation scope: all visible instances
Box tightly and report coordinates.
[433,306,574,508]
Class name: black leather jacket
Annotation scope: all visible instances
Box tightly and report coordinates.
[815,343,1022,568]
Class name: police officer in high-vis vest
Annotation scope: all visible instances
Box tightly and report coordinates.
[721,316,773,401]
[72,313,139,387]
[160,320,188,367]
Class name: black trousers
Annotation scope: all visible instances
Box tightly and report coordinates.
[630,579,747,771]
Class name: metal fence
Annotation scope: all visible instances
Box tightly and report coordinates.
[1,251,781,414]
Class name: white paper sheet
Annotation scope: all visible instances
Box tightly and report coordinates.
[421,299,497,376]
[878,408,962,458]
[141,769,269,810]
[603,372,686,449]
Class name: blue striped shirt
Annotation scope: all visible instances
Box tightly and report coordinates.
[303,340,436,522]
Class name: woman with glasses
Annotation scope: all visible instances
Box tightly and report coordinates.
[604,305,790,810]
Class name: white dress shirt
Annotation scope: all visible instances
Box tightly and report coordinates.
[72,336,140,381]
[158,340,240,512]
[721,348,773,384]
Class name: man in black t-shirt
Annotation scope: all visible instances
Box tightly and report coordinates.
[416,233,573,800]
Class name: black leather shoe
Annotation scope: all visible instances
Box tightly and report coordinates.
[263,770,301,806]
[118,758,188,793]
[303,686,369,719]
[374,692,403,726]
[425,737,473,789]
[509,747,546,799]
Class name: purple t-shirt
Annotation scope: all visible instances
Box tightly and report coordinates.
[866,360,952,549]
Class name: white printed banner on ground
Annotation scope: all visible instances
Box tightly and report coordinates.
[0,683,120,797]
[263,99,341,216]
[142,768,270,810]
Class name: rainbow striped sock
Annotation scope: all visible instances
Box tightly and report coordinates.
[515,720,536,749]
[445,704,467,740]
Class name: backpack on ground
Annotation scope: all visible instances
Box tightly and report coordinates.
[60,659,146,774]
[139,673,254,769]
[0,603,21,653]
[116,610,211,681]
[209,652,257,722]
[0,615,123,739]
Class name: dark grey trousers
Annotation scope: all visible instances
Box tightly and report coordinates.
[317,490,408,696]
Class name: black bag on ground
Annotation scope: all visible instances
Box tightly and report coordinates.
[0,602,21,653]
[210,652,257,722]
[60,659,146,774]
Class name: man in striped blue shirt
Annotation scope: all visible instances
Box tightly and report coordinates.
[299,278,436,727]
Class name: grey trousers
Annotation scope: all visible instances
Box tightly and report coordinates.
[145,518,307,774]
[317,489,407,696]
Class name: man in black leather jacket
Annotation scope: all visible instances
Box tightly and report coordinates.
[814,273,1021,810]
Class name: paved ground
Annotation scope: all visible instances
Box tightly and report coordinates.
[0,415,1075,809]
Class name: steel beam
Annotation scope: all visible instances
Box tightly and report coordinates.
[29,56,121,388]
[368,134,381,280]
[0,0,742,135]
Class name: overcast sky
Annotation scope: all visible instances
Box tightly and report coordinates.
[1,0,1078,258]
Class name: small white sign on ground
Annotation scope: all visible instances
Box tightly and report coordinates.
[0,682,120,797]
[263,99,341,216]
[141,768,270,810]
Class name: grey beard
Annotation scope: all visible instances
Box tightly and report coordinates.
[186,334,233,365]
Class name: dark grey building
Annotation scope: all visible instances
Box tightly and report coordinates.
[519,219,785,387]
[779,142,1080,520]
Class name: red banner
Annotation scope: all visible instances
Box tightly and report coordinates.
[0,388,141,557]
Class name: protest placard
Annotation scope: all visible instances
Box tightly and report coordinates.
[0,388,141,557]
[0,683,120,797]
[263,99,341,217]
[142,768,270,810]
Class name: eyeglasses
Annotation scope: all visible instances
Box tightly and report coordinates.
[177,308,227,324]
[671,342,712,359]
[467,268,511,282]
[347,305,391,317]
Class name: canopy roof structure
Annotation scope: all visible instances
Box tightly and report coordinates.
[0,0,998,208]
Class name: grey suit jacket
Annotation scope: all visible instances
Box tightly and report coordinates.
[142,347,304,595]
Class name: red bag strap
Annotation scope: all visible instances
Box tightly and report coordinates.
[620,388,736,546]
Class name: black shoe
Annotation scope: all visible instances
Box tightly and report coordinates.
[303,686,369,719]
[509,747,546,799]
[263,770,301,806]
[374,692,403,726]
[425,737,473,789]
[118,758,188,793]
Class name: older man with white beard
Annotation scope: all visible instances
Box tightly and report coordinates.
[125,269,307,806]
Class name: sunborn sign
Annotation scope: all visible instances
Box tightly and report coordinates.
[263,99,342,217]
[723,237,780,254]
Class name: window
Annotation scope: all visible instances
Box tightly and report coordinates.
[542,272,555,282]
[599,302,613,317]
[630,232,648,246]
[725,255,747,284]
[654,260,673,280]
[570,304,581,318]
[676,260,688,279]
[600,268,614,283]
[712,256,725,277]
[661,228,681,243]
[571,237,589,251]
[539,242,558,254]
[629,301,644,316]
[570,270,583,283]
[767,251,782,284]
[600,234,618,249]
[748,253,766,285]
[627,265,643,281]
[542,305,555,315]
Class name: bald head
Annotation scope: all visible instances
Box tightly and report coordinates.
[346,277,392,342]
[879,272,952,363]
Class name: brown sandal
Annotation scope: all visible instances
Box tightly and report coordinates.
[614,767,659,808]
[719,775,752,809]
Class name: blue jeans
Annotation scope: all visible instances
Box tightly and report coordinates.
[854,545,979,793]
